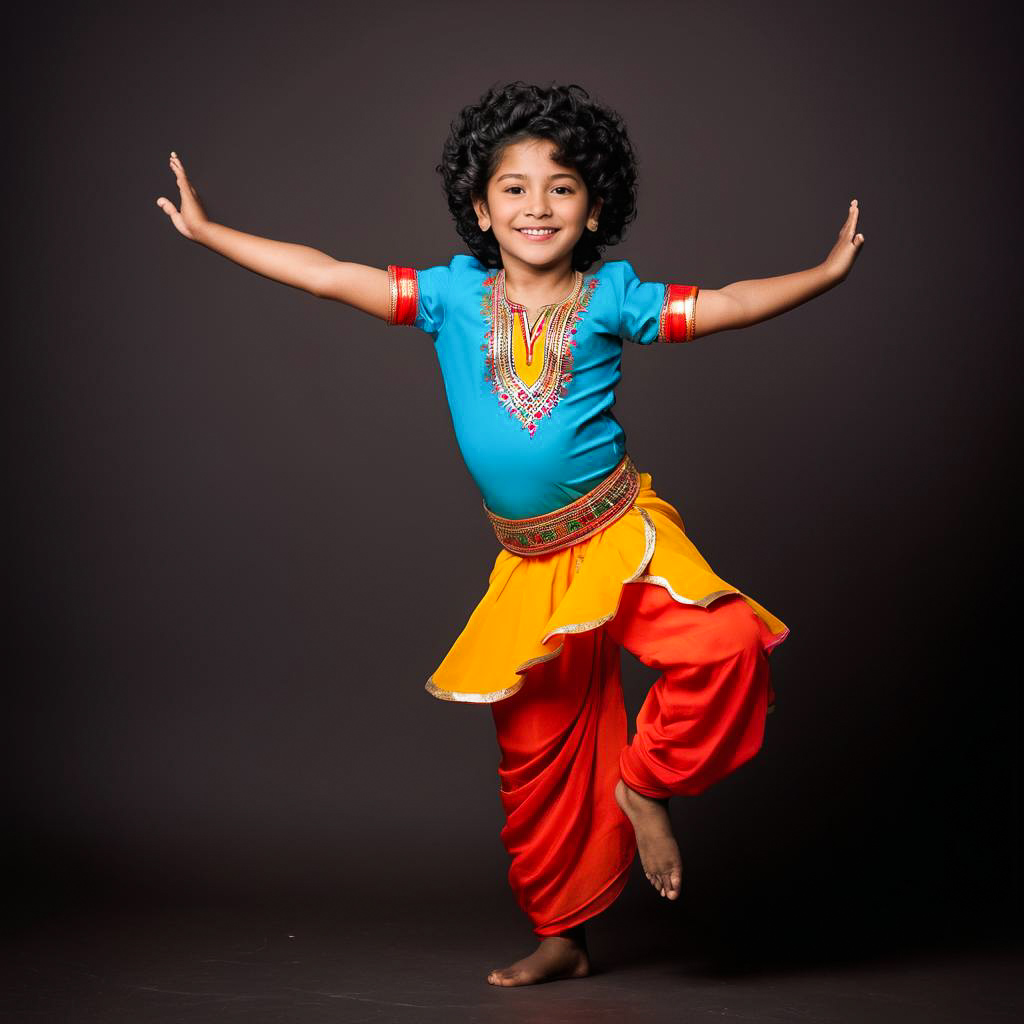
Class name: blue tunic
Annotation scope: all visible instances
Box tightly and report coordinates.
[408,254,685,519]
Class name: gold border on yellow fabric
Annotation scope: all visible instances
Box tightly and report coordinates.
[513,641,569,674]
[424,675,525,703]
[635,575,738,607]
[537,505,657,642]
[423,504,786,707]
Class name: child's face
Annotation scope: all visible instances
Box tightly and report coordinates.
[473,137,602,272]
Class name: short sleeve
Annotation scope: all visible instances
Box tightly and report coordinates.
[610,260,699,344]
[385,262,451,339]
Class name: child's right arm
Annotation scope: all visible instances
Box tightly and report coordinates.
[156,151,390,321]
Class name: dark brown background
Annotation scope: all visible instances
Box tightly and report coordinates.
[6,0,1020,964]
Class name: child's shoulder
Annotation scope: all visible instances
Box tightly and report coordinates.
[592,258,642,286]
[426,253,489,277]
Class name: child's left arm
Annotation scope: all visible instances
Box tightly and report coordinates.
[693,200,864,338]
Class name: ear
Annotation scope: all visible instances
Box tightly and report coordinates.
[587,197,604,232]
[472,195,491,232]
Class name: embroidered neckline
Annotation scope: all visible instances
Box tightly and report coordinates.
[480,267,600,439]
[499,270,581,336]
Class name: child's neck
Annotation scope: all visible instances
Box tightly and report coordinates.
[500,254,578,309]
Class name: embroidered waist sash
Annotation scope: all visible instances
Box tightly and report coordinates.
[484,455,640,557]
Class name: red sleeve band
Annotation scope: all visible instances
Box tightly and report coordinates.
[386,265,419,326]
[657,284,699,343]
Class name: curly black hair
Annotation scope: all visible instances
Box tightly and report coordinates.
[437,81,639,272]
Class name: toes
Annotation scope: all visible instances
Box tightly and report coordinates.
[660,868,681,899]
[651,870,681,899]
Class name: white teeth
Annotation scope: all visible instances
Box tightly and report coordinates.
[519,229,556,236]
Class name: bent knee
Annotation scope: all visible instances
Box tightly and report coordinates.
[699,597,764,662]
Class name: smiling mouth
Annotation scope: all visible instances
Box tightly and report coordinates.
[517,228,560,239]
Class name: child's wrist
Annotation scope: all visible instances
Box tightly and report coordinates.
[818,259,845,286]
[190,219,215,246]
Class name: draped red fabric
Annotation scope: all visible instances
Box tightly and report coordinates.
[611,587,777,800]
[491,582,778,936]
[490,622,635,938]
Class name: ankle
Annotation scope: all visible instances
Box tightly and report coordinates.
[550,924,587,949]
[620,778,669,808]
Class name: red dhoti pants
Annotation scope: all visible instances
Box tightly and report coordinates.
[491,582,778,937]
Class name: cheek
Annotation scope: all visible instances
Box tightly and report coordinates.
[564,197,589,221]
[483,199,507,225]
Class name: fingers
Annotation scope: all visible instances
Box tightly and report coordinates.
[154,189,188,237]
[160,151,184,211]
[839,199,865,248]
[840,200,856,233]
[158,150,208,240]
[169,151,192,194]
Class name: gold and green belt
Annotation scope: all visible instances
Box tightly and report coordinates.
[484,455,640,557]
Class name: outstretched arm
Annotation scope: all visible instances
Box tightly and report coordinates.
[693,200,865,338]
[155,151,391,320]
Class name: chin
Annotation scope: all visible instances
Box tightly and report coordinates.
[510,243,575,264]
[497,230,578,258]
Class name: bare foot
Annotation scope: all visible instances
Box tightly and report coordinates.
[486,931,590,987]
[615,778,683,900]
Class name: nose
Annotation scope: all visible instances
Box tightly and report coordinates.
[525,189,552,219]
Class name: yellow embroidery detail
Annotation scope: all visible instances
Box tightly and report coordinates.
[511,309,549,389]
[481,270,599,438]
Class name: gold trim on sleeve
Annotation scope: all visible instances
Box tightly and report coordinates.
[386,265,419,326]
[657,284,699,343]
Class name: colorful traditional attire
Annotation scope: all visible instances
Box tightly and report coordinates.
[387,254,789,936]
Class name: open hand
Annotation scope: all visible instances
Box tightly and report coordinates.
[822,199,865,282]
[155,151,210,241]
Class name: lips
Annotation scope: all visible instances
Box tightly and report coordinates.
[517,228,559,238]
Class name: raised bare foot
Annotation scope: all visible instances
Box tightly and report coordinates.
[615,778,683,900]
[486,932,590,987]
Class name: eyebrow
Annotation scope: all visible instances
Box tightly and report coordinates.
[496,172,579,182]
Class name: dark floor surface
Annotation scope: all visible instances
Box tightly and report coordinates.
[4,896,1022,1024]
